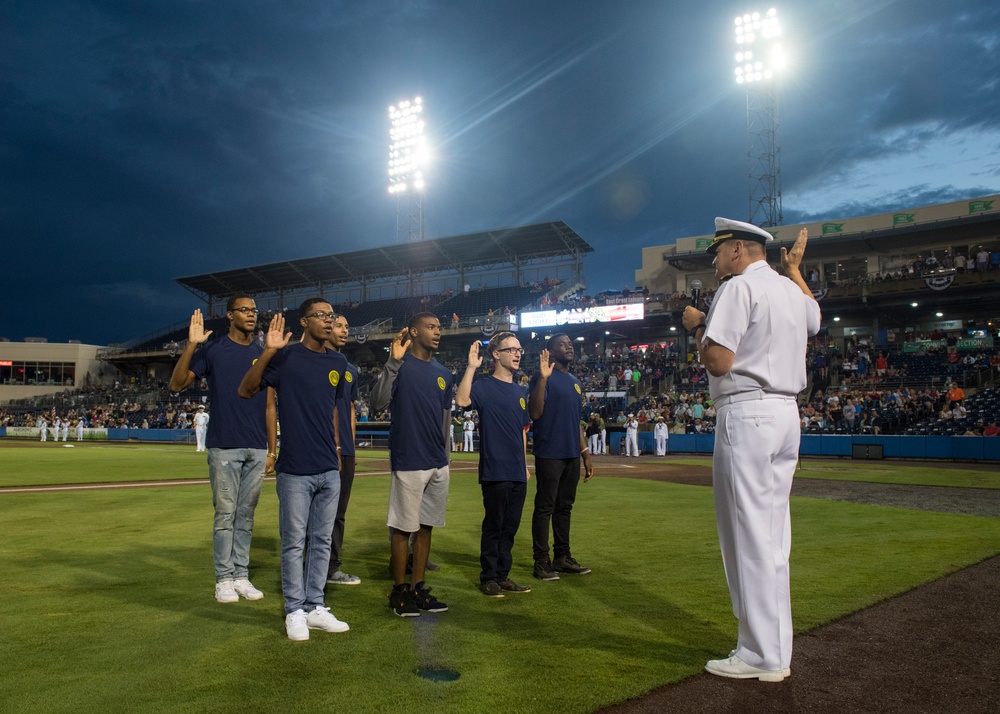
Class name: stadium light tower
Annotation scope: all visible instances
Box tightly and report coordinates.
[388,96,428,243]
[734,9,785,228]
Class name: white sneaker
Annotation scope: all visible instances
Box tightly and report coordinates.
[214,580,238,603]
[306,606,349,633]
[232,578,264,600]
[705,654,790,682]
[326,570,361,585]
[285,609,309,641]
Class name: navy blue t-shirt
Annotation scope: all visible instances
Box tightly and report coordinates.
[336,358,360,457]
[529,368,584,459]
[389,353,453,471]
[189,336,267,449]
[260,343,347,476]
[470,376,530,483]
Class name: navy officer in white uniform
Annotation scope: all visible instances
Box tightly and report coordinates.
[683,218,820,682]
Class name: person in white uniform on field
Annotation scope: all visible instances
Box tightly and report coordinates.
[76,418,85,442]
[463,412,476,452]
[61,418,69,441]
[39,416,48,442]
[623,413,639,456]
[653,416,669,456]
[194,404,210,452]
[683,218,820,683]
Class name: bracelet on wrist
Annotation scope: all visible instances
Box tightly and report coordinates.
[266,452,277,459]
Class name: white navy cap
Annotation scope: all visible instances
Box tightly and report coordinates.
[706,217,774,255]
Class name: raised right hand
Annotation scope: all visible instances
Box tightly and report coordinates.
[468,341,483,369]
[188,309,213,345]
[539,348,553,379]
[390,327,411,361]
[265,313,292,351]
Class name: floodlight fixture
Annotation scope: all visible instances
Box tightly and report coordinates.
[387,96,428,243]
[734,8,783,85]
[387,96,428,194]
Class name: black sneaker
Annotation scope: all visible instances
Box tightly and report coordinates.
[498,578,531,593]
[480,580,504,598]
[553,555,591,575]
[389,585,420,617]
[413,582,449,612]
[533,559,560,581]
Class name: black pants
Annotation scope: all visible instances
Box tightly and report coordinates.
[327,454,355,575]
[480,480,527,583]
[531,456,580,561]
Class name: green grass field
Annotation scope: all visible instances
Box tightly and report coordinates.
[2,443,999,713]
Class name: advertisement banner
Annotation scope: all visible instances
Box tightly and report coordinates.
[956,337,995,350]
[2,427,108,440]
[519,302,645,329]
[902,340,946,353]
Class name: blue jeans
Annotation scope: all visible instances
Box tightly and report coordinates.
[207,448,266,581]
[276,470,340,614]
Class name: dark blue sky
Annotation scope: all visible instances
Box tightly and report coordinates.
[3,1,999,344]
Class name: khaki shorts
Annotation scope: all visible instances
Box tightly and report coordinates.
[387,466,450,532]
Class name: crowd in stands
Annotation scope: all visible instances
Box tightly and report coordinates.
[6,328,999,442]
[806,246,1000,288]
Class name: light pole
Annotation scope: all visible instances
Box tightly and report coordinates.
[388,96,428,243]
[734,9,785,228]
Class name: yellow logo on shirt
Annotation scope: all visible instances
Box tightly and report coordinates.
[252,358,258,365]
[437,376,446,391]
[574,384,582,395]
[345,371,353,383]
[329,370,341,387]
[519,397,526,410]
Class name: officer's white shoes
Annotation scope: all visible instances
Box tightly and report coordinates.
[705,654,790,682]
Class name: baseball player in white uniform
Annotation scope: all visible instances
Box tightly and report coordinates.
[194,405,210,452]
[61,418,69,441]
[39,417,48,441]
[683,218,820,682]
[463,412,476,452]
[623,414,639,456]
[653,416,669,456]
[76,418,85,441]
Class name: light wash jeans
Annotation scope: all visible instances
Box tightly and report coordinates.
[207,448,266,582]
[276,470,340,614]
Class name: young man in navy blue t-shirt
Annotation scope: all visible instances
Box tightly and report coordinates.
[325,313,361,586]
[239,299,349,641]
[371,313,452,617]
[528,333,595,581]
[455,332,533,597]
[168,295,277,605]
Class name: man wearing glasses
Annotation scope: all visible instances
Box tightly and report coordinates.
[169,295,277,606]
[455,333,533,598]
[238,299,350,640]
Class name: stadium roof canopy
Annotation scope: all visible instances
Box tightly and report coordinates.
[176,221,593,300]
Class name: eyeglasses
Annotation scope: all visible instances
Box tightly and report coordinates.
[231,307,258,315]
[304,311,336,321]
[496,347,525,356]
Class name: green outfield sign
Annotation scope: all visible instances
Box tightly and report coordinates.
[893,213,916,225]
[969,200,993,214]
[822,223,844,235]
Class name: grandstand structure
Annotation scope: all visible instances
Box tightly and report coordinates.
[97,222,595,379]
[636,194,1000,347]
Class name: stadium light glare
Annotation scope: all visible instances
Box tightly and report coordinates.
[734,8,785,84]
[388,96,429,194]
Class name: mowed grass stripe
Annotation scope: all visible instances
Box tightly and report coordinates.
[1,455,999,713]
